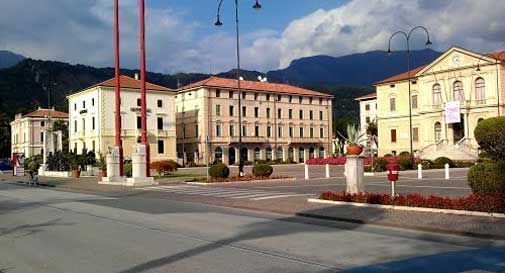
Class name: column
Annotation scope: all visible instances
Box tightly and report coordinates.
[247,148,254,162]
[303,148,309,163]
[272,147,277,161]
[345,155,365,194]
[222,147,229,165]
[464,113,470,139]
[260,149,266,160]
[282,147,288,162]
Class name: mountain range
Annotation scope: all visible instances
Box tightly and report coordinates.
[0,50,25,69]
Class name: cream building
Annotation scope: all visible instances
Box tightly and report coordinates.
[176,77,333,165]
[373,46,505,160]
[67,75,177,161]
[10,108,68,157]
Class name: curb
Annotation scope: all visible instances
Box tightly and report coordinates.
[307,198,505,218]
[187,177,296,186]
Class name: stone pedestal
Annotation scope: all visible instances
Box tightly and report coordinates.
[345,155,365,194]
[126,144,156,186]
[100,146,126,183]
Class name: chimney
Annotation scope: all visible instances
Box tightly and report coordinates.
[134,73,139,80]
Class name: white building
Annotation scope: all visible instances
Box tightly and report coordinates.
[10,108,68,157]
[355,92,377,132]
[66,75,177,161]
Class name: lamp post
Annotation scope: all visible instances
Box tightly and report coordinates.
[139,0,150,176]
[215,0,262,176]
[476,51,505,116]
[387,26,432,163]
[114,0,124,176]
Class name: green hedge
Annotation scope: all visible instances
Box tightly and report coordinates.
[398,158,413,171]
[468,162,505,195]
[372,158,388,172]
[252,164,273,177]
[209,163,230,178]
[434,157,455,168]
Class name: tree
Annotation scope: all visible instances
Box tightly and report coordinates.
[52,120,69,152]
[366,121,378,137]
[0,112,11,158]
[474,117,505,161]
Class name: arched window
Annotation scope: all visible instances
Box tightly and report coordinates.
[214,147,223,163]
[475,78,485,104]
[433,84,442,106]
[434,122,442,141]
[453,81,464,101]
[319,147,325,158]
[241,147,248,162]
[266,147,272,161]
[254,147,260,161]
[288,147,294,161]
[309,147,315,158]
[299,147,305,163]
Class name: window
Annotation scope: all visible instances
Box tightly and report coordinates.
[266,94,270,101]
[195,125,199,137]
[309,147,315,158]
[242,106,247,117]
[215,147,223,163]
[434,122,442,141]
[41,121,45,127]
[278,126,283,137]
[453,81,464,101]
[475,78,485,104]
[389,97,396,111]
[309,97,313,104]
[289,127,293,137]
[309,110,313,120]
[289,96,293,103]
[92,140,95,151]
[254,107,259,118]
[266,148,272,161]
[157,100,162,107]
[137,98,141,107]
[229,90,234,98]
[289,109,293,119]
[92,117,96,130]
[216,124,222,137]
[319,98,323,105]
[242,125,247,136]
[254,147,260,161]
[229,125,235,136]
[266,108,271,118]
[83,101,86,108]
[137,116,141,129]
[157,117,163,130]
[412,94,418,109]
[320,128,324,138]
[229,106,234,116]
[74,103,77,111]
[299,96,303,103]
[40,132,44,142]
[299,127,304,138]
[319,147,325,158]
[215,89,221,97]
[82,118,85,131]
[277,95,281,101]
[74,120,77,132]
[277,147,283,159]
[277,109,282,119]
[255,125,260,137]
[183,126,186,138]
[92,98,95,106]
[254,93,259,100]
[366,117,371,124]
[365,104,370,111]
[319,111,323,120]
[299,110,304,119]
[391,129,397,143]
[242,92,246,99]
[412,127,419,142]
[267,126,272,137]
[433,84,442,106]
[216,105,221,116]
[158,140,164,154]
[310,127,314,138]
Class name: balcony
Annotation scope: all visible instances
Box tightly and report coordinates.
[287,137,325,144]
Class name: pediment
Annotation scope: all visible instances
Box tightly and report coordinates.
[418,47,495,75]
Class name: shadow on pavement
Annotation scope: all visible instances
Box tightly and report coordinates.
[0,218,73,238]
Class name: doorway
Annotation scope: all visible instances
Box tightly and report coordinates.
[452,114,465,144]
[229,147,236,165]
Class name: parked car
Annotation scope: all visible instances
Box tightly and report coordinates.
[0,159,12,170]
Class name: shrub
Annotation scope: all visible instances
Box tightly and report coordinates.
[474,116,505,161]
[47,151,70,171]
[420,159,434,170]
[399,151,410,158]
[372,158,388,172]
[252,164,273,177]
[434,157,455,168]
[398,158,413,170]
[124,162,132,177]
[383,153,393,158]
[468,162,505,195]
[151,160,178,175]
[208,163,230,178]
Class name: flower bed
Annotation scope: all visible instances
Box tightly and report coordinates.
[319,191,505,213]
[206,174,292,183]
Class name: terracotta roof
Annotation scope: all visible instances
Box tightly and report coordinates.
[355,92,377,101]
[487,50,505,61]
[23,108,68,118]
[179,76,333,98]
[374,65,427,85]
[92,75,173,92]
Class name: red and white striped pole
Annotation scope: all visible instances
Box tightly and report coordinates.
[139,0,150,176]
[114,0,124,176]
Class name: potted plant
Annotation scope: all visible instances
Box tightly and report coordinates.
[97,152,107,181]
[339,124,365,155]
[69,153,81,178]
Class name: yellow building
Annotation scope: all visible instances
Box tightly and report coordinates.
[374,46,505,160]
[176,77,333,165]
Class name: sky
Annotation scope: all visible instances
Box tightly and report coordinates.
[1,0,505,74]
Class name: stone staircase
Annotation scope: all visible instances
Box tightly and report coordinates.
[418,138,478,161]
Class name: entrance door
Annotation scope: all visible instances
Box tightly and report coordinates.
[229,147,236,165]
[452,114,465,143]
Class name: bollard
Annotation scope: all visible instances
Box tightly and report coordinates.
[418,164,423,179]
[391,180,396,197]
[325,164,330,178]
[445,163,450,179]
[305,164,309,180]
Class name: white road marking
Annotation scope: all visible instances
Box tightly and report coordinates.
[252,194,315,200]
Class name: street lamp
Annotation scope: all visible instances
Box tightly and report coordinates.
[387,26,432,163]
[215,0,262,176]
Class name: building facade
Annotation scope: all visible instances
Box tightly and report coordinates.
[355,93,377,132]
[374,46,505,160]
[67,75,177,161]
[176,77,333,165]
[10,108,68,157]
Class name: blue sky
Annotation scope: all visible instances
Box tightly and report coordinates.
[1,0,504,74]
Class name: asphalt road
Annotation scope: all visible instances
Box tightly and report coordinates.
[1,182,504,273]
